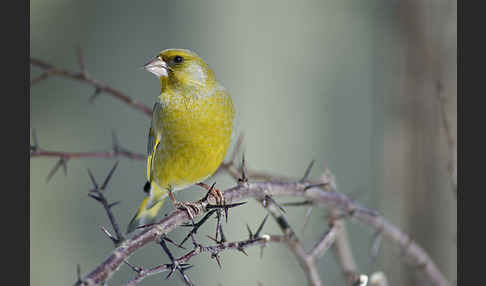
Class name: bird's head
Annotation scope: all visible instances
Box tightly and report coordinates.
[144,49,216,91]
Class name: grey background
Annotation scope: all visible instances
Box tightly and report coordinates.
[30,1,457,285]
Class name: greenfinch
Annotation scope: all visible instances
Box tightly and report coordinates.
[127,49,234,233]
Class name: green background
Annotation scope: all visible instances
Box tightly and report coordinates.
[30,1,457,285]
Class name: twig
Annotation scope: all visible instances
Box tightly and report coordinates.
[125,216,282,286]
[87,163,124,245]
[30,129,145,181]
[332,218,359,286]
[31,149,144,161]
[30,52,152,117]
[263,198,338,286]
[78,176,447,286]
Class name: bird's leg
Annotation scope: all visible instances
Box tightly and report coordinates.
[196,182,225,206]
[167,186,199,225]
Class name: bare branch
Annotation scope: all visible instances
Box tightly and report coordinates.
[310,223,339,259]
[30,55,153,117]
[76,170,448,286]
[127,214,277,286]
[87,163,124,245]
[31,138,145,181]
[332,218,359,286]
[268,206,322,286]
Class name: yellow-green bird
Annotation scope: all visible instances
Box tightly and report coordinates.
[127,49,234,233]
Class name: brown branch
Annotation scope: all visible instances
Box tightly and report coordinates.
[320,170,360,286]
[125,234,285,286]
[30,52,153,117]
[78,178,447,286]
[30,149,145,161]
[30,130,145,181]
[87,163,124,245]
[263,199,338,286]
[332,218,359,286]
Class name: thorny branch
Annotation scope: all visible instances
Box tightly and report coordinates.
[125,216,282,286]
[30,50,449,286]
[87,162,125,245]
[262,198,339,286]
[30,130,144,181]
[78,171,449,286]
[30,48,153,116]
[32,131,449,286]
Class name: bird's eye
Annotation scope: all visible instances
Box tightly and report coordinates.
[173,55,184,63]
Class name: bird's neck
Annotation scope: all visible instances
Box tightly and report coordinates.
[159,76,216,99]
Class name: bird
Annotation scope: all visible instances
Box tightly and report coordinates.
[126,49,234,233]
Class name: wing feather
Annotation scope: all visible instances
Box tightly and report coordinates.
[146,101,163,182]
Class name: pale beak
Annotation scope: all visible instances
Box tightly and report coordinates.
[143,57,168,77]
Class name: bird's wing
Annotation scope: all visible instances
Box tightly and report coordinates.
[146,101,162,182]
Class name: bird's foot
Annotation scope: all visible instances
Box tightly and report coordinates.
[196,182,225,206]
[167,189,200,224]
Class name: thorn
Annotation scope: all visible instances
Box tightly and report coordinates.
[211,253,222,269]
[300,160,315,182]
[301,206,313,234]
[224,205,229,223]
[206,201,246,210]
[179,210,217,247]
[370,230,383,263]
[206,201,247,224]
[46,157,68,182]
[111,130,119,153]
[215,210,222,241]
[135,222,157,229]
[219,224,227,243]
[101,161,119,190]
[87,169,98,190]
[281,200,313,207]
[304,183,328,191]
[89,88,102,103]
[100,226,117,243]
[159,239,175,262]
[255,214,269,238]
[76,264,82,282]
[107,201,121,209]
[263,195,285,213]
[246,224,253,239]
[32,128,39,150]
[238,153,248,183]
[88,192,103,202]
[238,247,248,256]
[61,157,68,176]
[229,133,244,164]
[163,235,186,250]
[189,233,199,249]
[123,260,142,273]
[199,181,217,202]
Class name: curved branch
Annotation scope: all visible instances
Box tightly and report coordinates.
[79,180,448,286]
[30,56,153,117]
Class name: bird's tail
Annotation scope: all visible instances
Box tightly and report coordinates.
[126,183,166,234]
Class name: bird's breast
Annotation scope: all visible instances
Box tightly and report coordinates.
[153,91,234,189]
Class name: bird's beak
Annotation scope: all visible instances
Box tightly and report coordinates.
[143,56,168,77]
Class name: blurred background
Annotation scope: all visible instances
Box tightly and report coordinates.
[30,0,457,285]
